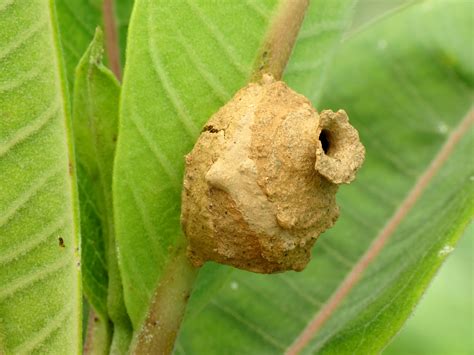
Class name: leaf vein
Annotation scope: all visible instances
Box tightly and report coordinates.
[0,99,60,157]
[0,216,66,265]
[13,301,72,353]
[211,300,286,350]
[0,255,70,300]
[57,0,94,37]
[171,24,232,103]
[318,240,354,269]
[126,179,164,263]
[128,104,181,189]
[0,15,47,61]
[0,61,44,93]
[0,165,62,227]
[285,59,323,74]
[298,21,345,40]
[146,9,199,138]
[242,0,271,20]
[277,274,323,307]
[184,0,247,75]
[83,237,108,271]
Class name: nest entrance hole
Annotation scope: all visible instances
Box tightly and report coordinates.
[319,129,331,154]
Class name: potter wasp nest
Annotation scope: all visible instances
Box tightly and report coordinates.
[181,75,365,273]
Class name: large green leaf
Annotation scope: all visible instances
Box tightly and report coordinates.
[72,29,133,352]
[285,0,357,103]
[176,0,473,353]
[114,0,357,331]
[0,1,81,353]
[114,0,280,328]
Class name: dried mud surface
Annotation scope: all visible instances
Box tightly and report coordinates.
[181,76,365,273]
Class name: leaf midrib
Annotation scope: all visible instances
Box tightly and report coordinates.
[344,0,421,42]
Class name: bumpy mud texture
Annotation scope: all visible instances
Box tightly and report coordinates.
[181,75,365,273]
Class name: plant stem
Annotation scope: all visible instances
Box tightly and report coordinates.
[103,0,122,81]
[251,0,309,81]
[107,247,133,353]
[84,310,111,355]
[129,246,199,354]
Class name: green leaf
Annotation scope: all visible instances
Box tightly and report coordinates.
[73,28,113,325]
[114,0,283,328]
[56,0,134,87]
[176,0,473,353]
[76,170,108,321]
[72,29,132,351]
[349,0,420,35]
[285,0,357,103]
[115,0,357,336]
[385,225,473,354]
[184,263,232,320]
[55,0,102,89]
[0,1,81,353]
